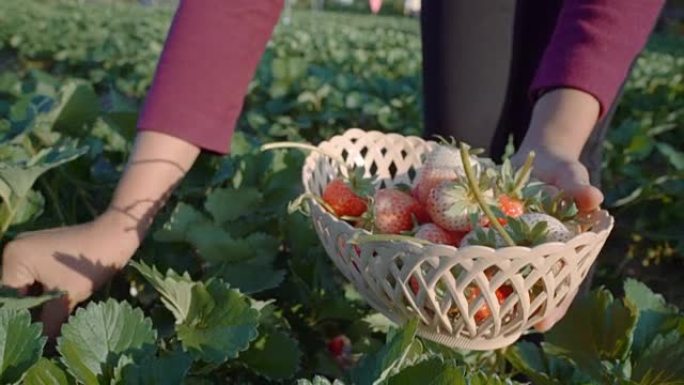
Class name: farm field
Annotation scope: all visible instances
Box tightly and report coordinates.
[0,1,683,384]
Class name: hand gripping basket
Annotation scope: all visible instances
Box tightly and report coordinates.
[301,129,614,350]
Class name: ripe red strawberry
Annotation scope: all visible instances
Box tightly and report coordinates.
[426,180,491,232]
[409,276,420,295]
[467,284,514,323]
[498,194,524,219]
[373,188,427,234]
[496,284,514,302]
[414,223,466,246]
[327,335,351,357]
[322,178,369,218]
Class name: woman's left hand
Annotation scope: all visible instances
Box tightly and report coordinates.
[510,147,604,214]
[512,88,604,331]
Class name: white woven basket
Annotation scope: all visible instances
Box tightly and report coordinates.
[301,129,614,350]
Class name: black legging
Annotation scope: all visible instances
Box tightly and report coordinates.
[420,0,620,187]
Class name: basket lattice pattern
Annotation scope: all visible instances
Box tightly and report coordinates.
[301,129,614,350]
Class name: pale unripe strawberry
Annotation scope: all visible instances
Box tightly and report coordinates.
[373,188,428,234]
[460,227,507,248]
[516,213,574,243]
[426,180,491,232]
[461,212,575,248]
[413,145,472,204]
[414,223,466,246]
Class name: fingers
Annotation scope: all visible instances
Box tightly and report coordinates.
[555,163,604,213]
[1,241,35,292]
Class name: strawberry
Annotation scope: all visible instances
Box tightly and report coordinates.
[327,335,351,357]
[425,179,493,232]
[507,213,574,246]
[373,188,427,234]
[409,276,420,295]
[414,223,466,246]
[490,155,535,224]
[322,168,374,218]
[466,284,514,323]
[323,178,368,217]
[413,145,464,204]
[498,194,524,220]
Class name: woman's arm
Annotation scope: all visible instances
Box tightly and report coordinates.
[517,0,665,332]
[530,0,665,118]
[138,0,284,154]
[2,0,284,337]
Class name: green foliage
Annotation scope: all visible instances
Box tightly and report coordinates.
[131,261,260,363]
[56,300,157,385]
[0,287,61,310]
[23,358,73,385]
[507,281,684,384]
[0,309,45,384]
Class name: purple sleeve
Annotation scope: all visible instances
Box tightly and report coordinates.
[531,0,665,118]
[137,0,283,154]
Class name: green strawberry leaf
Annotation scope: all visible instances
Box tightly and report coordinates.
[506,341,591,385]
[386,357,445,385]
[349,319,418,385]
[211,261,286,294]
[239,330,302,380]
[0,287,61,310]
[57,299,157,385]
[0,139,86,209]
[544,288,639,380]
[175,279,260,363]
[187,223,252,263]
[296,375,346,385]
[130,261,195,322]
[624,279,679,359]
[190,229,285,293]
[623,278,673,313]
[47,80,100,135]
[154,203,211,243]
[120,351,192,385]
[134,262,260,364]
[204,187,263,224]
[23,358,73,385]
[0,308,45,385]
[631,331,684,385]
[390,360,520,385]
[9,189,44,226]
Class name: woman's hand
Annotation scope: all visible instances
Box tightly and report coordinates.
[513,87,603,331]
[514,87,603,214]
[1,131,200,338]
[1,210,140,338]
[511,147,603,213]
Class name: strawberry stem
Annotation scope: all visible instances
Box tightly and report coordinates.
[261,142,347,168]
[350,233,433,246]
[459,143,516,247]
[512,151,535,194]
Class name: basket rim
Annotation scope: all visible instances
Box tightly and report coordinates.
[301,128,615,254]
